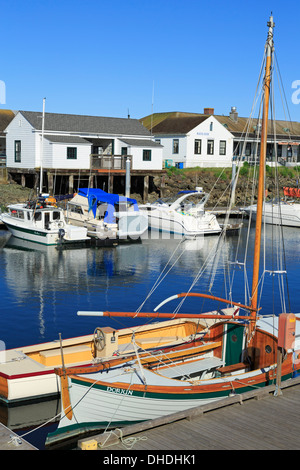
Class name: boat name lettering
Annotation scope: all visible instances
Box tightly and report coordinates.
[106,386,133,395]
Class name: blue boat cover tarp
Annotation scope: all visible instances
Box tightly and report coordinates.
[78,188,138,222]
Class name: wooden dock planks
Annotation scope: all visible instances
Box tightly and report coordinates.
[79,377,300,451]
[0,423,37,450]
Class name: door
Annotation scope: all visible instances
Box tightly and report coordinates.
[224,323,245,366]
[44,212,50,229]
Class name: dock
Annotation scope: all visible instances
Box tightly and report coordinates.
[208,206,246,217]
[0,424,37,450]
[77,376,300,451]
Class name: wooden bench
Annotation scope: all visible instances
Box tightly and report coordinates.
[218,362,249,375]
[39,345,92,367]
[135,336,183,345]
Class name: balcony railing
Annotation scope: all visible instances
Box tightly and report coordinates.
[91,154,132,170]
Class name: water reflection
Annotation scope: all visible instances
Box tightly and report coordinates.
[2,225,300,349]
[1,223,300,449]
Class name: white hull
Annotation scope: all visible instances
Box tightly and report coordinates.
[50,357,275,443]
[142,209,221,236]
[244,203,300,227]
[66,191,148,240]
[139,190,221,237]
[59,372,220,429]
[1,219,61,245]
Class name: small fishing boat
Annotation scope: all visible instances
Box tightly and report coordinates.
[0,196,90,246]
[0,99,90,246]
[46,15,300,446]
[0,197,90,246]
[65,188,148,241]
[139,188,221,237]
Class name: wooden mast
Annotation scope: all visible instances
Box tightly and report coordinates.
[248,15,275,341]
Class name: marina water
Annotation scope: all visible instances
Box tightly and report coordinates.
[0,223,300,449]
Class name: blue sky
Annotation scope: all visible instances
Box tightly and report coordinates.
[1,0,300,122]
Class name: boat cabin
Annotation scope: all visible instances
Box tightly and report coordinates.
[8,205,65,231]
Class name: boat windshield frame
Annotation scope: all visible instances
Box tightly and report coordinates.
[153,191,209,209]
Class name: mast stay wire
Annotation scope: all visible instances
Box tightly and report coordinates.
[171,46,270,316]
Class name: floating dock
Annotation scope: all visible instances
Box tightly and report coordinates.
[77,376,300,451]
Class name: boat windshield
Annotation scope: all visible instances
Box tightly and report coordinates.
[153,192,207,207]
[10,209,25,219]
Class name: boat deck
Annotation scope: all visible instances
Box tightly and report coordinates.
[78,376,300,451]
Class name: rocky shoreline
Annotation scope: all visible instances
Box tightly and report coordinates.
[1,165,299,210]
[143,166,300,208]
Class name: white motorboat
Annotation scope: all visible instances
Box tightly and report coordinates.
[0,196,90,246]
[65,188,148,241]
[244,199,300,227]
[139,188,221,237]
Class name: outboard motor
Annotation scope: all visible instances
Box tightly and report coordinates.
[58,228,65,240]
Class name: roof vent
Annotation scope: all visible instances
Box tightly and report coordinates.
[229,106,238,122]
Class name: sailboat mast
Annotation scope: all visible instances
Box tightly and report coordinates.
[39,98,46,195]
[249,15,275,334]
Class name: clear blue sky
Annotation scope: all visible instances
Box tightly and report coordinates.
[1,0,300,122]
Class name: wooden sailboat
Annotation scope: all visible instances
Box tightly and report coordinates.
[46,15,300,446]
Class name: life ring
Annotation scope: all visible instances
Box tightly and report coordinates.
[93,327,106,351]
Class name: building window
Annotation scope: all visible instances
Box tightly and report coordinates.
[277,144,282,158]
[14,140,21,162]
[194,139,202,154]
[207,140,214,155]
[245,142,251,157]
[143,149,151,161]
[173,139,179,154]
[67,147,77,159]
[219,141,226,155]
[210,122,213,131]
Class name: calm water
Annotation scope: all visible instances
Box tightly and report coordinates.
[0,222,300,449]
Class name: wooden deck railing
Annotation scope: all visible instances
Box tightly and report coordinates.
[90,154,132,170]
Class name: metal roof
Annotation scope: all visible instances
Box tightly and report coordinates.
[120,138,163,147]
[19,110,151,137]
[44,135,90,144]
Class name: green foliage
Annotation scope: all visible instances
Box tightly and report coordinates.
[278,167,296,178]
[239,162,249,176]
